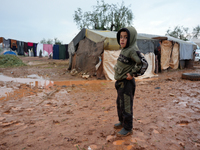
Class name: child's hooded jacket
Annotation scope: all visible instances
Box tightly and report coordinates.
[114,26,142,80]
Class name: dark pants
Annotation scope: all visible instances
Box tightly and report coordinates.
[115,78,136,131]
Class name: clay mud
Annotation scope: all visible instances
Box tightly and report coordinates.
[0,57,200,150]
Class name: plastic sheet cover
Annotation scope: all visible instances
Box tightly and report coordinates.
[179,43,193,60]
[103,50,157,80]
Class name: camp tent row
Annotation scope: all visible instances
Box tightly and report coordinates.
[68,28,196,80]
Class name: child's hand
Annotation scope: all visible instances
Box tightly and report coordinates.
[126,73,133,80]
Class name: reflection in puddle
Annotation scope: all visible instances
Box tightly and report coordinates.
[0,87,13,98]
[0,73,109,88]
[0,73,110,101]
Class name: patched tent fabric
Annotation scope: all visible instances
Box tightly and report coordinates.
[169,43,179,69]
[160,40,180,70]
[161,40,172,70]
[72,37,104,75]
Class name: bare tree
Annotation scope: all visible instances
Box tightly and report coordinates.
[73,0,134,31]
[166,26,190,41]
[193,25,200,39]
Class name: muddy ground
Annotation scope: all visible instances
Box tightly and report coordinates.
[0,57,200,150]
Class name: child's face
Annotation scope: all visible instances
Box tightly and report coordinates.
[120,31,128,48]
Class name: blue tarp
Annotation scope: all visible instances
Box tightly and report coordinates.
[3,51,17,55]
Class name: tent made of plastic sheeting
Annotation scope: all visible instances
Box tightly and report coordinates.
[139,33,196,70]
[68,28,120,71]
[68,28,159,80]
[152,35,195,60]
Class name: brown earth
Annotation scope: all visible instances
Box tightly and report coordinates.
[0,57,200,150]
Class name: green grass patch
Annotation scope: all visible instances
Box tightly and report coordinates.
[0,55,27,68]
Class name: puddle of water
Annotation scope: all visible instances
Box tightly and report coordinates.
[113,140,125,146]
[136,77,158,82]
[0,87,13,97]
[0,73,110,101]
[0,73,109,88]
[27,74,44,79]
[127,145,134,150]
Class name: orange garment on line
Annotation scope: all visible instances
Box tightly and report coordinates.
[10,39,17,48]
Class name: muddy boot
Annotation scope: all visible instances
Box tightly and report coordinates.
[114,122,122,129]
[117,128,133,137]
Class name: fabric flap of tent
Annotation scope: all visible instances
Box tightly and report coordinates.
[179,43,193,60]
[103,50,157,80]
[85,29,120,50]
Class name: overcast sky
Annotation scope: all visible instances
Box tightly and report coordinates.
[0,0,199,44]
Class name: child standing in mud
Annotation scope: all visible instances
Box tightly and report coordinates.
[114,26,142,136]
